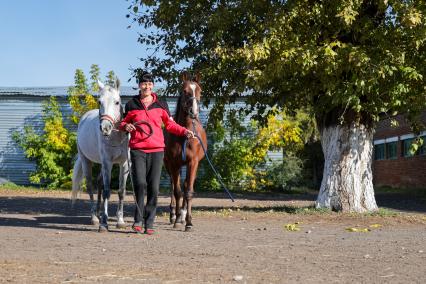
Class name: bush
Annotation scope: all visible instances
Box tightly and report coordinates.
[12,97,76,188]
[198,108,314,191]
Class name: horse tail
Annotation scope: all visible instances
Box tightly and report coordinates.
[71,155,83,204]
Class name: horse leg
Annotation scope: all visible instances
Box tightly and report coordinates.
[80,156,98,225]
[181,177,188,223]
[116,162,128,229]
[165,161,176,224]
[184,160,199,232]
[96,173,103,220]
[172,169,184,228]
[169,179,176,224]
[99,161,113,232]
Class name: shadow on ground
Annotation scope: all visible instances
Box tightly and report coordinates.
[0,189,424,232]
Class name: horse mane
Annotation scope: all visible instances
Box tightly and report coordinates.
[174,92,183,121]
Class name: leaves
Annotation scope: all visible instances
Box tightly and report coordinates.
[346,227,370,232]
[284,223,301,232]
[346,224,382,232]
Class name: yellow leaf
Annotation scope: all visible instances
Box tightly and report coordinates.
[369,224,382,228]
[284,223,300,231]
[346,227,370,233]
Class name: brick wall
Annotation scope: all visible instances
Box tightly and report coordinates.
[373,113,426,188]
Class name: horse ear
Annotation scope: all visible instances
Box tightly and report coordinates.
[115,77,120,90]
[182,71,190,82]
[97,80,105,90]
[194,72,201,83]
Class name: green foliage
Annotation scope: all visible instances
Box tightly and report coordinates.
[129,0,426,127]
[199,108,314,191]
[12,97,76,188]
[265,156,304,191]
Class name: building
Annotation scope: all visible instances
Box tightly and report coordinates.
[373,112,426,188]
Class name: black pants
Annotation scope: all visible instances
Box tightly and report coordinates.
[130,150,164,229]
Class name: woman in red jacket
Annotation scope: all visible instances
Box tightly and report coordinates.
[120,72,194,235]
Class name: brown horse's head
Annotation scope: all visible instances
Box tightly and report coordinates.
[177,72,202,119]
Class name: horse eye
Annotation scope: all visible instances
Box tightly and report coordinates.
[115,101,120,105]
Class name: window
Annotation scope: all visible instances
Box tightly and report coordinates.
[374,144,385,160]
[419,136,426,155]
[402,138,414,157]
[386,141,398,159]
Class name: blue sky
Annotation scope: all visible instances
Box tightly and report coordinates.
[0,1,147,87]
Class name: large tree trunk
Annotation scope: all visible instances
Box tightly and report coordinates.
[316,122,378,212]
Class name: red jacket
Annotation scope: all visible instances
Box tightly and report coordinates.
[120,93,187,153]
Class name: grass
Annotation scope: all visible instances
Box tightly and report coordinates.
[0,182,69,193]
[364,208,399,217]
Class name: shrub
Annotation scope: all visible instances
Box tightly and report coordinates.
[12,97,76,188]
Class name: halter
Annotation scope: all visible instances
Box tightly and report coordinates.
[99,106,123,132]
[98,106,127,147]
[181,94,200,119]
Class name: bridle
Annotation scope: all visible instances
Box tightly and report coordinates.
[181,83,201,119]
[183,96,200,119]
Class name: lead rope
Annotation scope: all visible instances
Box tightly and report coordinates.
[182,119,235,202]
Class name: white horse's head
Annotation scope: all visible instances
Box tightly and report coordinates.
[97,78,121,137]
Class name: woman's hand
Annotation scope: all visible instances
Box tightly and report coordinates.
[185,130,195,139]
[124,123,136,132]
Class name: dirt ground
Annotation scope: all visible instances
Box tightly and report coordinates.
[0,188,425,283]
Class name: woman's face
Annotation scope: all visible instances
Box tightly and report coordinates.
[139,81,154,97]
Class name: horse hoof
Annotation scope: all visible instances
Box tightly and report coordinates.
[185,226,193,232]
[98,225,108,232]
[116,222,126,229]
[170,217,176,225]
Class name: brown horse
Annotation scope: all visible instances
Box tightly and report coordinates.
[164,72,207,231]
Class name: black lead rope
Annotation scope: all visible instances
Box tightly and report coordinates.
[133,120,154,138]
[182,134,235,202]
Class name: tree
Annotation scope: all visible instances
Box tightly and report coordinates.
[128,0,426,212]
[68,64,101,124]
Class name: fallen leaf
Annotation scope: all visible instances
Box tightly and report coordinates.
[284,223,300,231]
[369,224,382,228]
[346,227,370,233]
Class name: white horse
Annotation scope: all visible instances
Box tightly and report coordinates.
[71,78,129,232]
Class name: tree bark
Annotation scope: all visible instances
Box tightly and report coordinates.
[316,122,378,212]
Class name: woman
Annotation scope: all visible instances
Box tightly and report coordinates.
[120,72,194,235]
